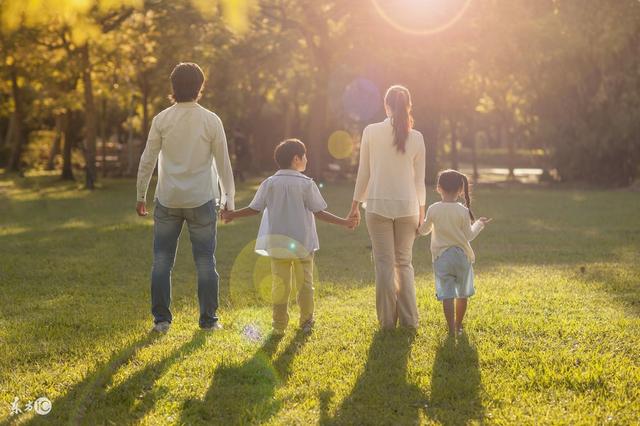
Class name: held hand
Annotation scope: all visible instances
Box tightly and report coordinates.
[220,205,235,224]
[345,216,359,230]
[478,217,492,225]
[136,201,148,217]
[347,204,361,228]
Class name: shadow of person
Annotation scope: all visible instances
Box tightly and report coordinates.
[22,330,163,425]
[77,330,209,424]
[324,328,425,425]
[427,333,484,425]
[180,329,310,425]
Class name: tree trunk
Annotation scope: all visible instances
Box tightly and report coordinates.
[7,65,25,172]
[101,97,108,177]
[501,120,515,178]
[125,96,136,176]
[4,114,15,152]
[450,118,459,170]
[46,114,63,170]
[61,111,75,181]
[81,43,97,189]
[470,132,479,183]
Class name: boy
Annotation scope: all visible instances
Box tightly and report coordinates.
[222,139,354,335]
[136,62,235,333]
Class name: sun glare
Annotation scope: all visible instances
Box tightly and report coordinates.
[371,0,472,36]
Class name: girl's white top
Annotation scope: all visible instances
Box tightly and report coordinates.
[353,118,427,218]
[249,170,327,259]
[419,201,485,263]
[136,101,235,209]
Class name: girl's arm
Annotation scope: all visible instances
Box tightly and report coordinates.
[418,207,433,236]
[463,216,491,241]
[314,210,355,228]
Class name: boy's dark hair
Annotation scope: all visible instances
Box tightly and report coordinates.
[169,62,205,103]
[437,169,475,221]
[274,138,306,169]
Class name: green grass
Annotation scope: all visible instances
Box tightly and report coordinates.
[1,173,639,425]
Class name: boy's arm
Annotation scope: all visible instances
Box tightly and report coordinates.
[227,206,260,219]
[314,210,354,227]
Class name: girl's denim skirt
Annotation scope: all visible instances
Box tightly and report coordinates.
[433,246,475,301]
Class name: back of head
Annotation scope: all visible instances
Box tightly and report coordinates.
[437,169,474,221]
[384,85,414,153]
[274,138,306,169]
[170,62,205,103]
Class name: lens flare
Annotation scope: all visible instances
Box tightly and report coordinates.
[372,0,472,36]
[328,130,354,160]
[229,237,321,306]
[342,77,381,122]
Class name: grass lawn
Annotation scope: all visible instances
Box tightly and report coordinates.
[0,173,639,425]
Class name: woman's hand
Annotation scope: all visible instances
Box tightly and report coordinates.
[478,217,492,225]
[416,205,426,235]
[347,201,361,229]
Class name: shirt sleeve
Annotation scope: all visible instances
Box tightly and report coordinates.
[414,133,426,207]
[353,126,371,202]
[248,179,269,212]
[211,115,236,210]
[304,180,328,213]
[462,210,485,241]
[418,205,434,235]
[136,116,162,202]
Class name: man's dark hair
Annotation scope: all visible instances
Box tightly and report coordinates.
[169,62,205,103]
[274,138,306,169]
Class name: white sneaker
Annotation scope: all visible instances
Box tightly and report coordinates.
[152,321,171,333]
[201,322,223,332]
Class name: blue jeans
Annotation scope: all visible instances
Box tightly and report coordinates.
[151,199,219,327]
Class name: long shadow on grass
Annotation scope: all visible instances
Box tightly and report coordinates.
[322,329,425,425]
[20,330,162,425]
[180,330,309,424]
[426,334,483,425]
[79,330,208,424]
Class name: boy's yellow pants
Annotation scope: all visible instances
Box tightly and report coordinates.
[270,255,314,330]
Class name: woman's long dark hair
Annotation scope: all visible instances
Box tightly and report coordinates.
[384,85,414,153]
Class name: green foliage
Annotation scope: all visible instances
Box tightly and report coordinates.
[0,176,639,424]
[1,0,639,184]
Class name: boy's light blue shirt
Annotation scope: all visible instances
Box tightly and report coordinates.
[249,170,327,259]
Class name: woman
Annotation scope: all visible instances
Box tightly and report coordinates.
[349,85,426,329]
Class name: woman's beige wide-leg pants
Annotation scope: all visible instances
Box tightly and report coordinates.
[366,212,419,329]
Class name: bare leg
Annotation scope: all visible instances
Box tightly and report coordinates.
[455,298,468,333]
[442,299,455,335]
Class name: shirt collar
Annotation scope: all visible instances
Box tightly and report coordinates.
[275,169,305,177]
[174,101,199,108]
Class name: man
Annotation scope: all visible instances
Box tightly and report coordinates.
[136,62,235,333]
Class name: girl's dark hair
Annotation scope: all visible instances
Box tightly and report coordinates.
[169,62,205,103]
[384,85,414,153]
[437,169,475,221]
[274,138,306,169]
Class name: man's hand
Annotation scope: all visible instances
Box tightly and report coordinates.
[478,217,492,225]
[219,204,234,224]
[136,201,148,216]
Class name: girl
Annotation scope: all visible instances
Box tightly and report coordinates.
[419,170,491,336]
